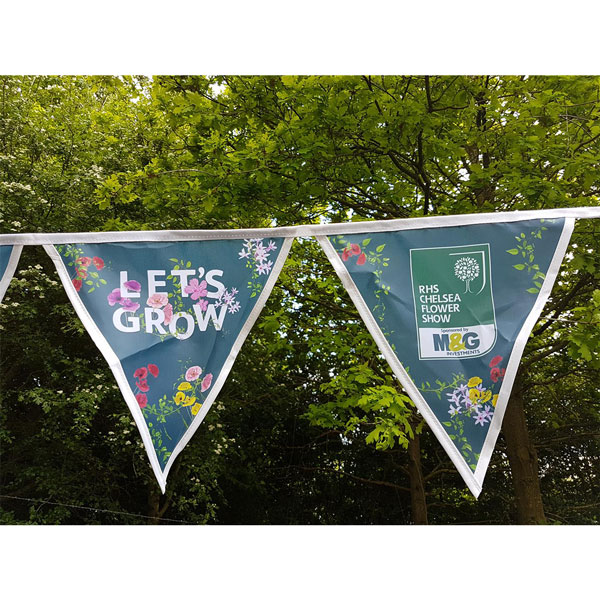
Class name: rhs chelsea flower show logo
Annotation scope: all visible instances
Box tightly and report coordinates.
[410,243,497,360]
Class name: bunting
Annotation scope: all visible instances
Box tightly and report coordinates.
[0,206,598,495]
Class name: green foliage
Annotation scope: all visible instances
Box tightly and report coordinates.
[1,75,599,524]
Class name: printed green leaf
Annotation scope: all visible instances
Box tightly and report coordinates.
[513,264,525,270]
[506,248,519,255]
[376,244,385,252]
[527,287,540,294]
[362,238,371,247]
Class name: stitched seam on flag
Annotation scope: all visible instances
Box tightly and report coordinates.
[473,217,576,486]
[316,236,482,498]
[0,245,23,302]
[43,245,167,493]
[2,207,600,245]
[159,237,295,486]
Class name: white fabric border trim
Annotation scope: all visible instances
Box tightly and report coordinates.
[160,237,294,485]
[2,207,599,245]
[316,235,483,497]
[44,244,168,493]
[473,218,576,486]
[0,245,23,302]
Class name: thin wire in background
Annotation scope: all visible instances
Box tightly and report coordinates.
[0,493,192,524]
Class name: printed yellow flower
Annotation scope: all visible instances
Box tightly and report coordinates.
[492,394,499,407]
[467,376,482,388]
[191,403,202,416]
[181,395,196,407]
[174,391,185,405]
[178,382,192,391]
[483,390,492,403]
[469,388,482,402]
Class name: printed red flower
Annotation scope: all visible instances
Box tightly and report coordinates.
[76,256,92,267]
[201,373,213,392]
[72,278,82,292]
[135,393,148,408]
[351,243,361,255]
[147,364,159,378]
[137,379,150,392]
[356,252,367,266]
[489,355,503,368]
[75,266,88,279]
[341,248,352,262]
[133,367,148,380]
[92,256,104,270]
[500,368,506,377]
[490,367,501,383]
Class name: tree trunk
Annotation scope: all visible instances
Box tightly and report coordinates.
[407,432,428,524]
[147,487,162,525]
[502,378,547,524]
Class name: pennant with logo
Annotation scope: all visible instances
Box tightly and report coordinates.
[0,245,22,302]
[44,237,291,492]
[318,216,576,497]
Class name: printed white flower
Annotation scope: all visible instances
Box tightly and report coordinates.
[238,248,250,259]
[254,246,268,262]
[473,412,487,426]
[265,240,277,252]
[228,301,241,314]
[256,260,273,275]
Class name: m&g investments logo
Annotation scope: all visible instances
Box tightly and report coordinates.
[410,244,497,360]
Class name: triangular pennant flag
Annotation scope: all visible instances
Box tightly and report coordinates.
[318,216,575,497]
[0,245,22,302]
[45,237,291,491]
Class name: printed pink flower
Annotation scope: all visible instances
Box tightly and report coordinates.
[147,364,159,378]
[163,303,173,325]
[500,368,506,377]
[489,355,503,368]
[356,252,367,266]
[72,278,82,292]
[197,299,209,311]
[201,373,213,392]
[92,257,104,270]
[147,293,168,308]
[107,288,123,306]
[123,280,141,292]
[75,266,88,279]
[351,243,361,255]
[185,366,203,381]
[490,367,501,383]
[135,393,148,408]
[341,248,352,262]
[120,298,140,312]
[76,256,92,267]
[134,367,148,380]
[137,379,150,392]
[184,278,207,300]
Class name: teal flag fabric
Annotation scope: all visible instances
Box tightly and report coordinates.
[0,245,22,302]
[46,238,291,491]
[318,217,575,496]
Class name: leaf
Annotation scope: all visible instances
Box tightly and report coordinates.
[513,264,525,270]
[506,248,519,255]
[376,244,385,252]
[527,287,540,294]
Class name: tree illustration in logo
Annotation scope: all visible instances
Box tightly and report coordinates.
[454,256,480,293]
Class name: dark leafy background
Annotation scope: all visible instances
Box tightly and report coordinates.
[0,76,598,524]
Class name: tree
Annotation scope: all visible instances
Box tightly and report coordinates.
[1,75,599,524]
